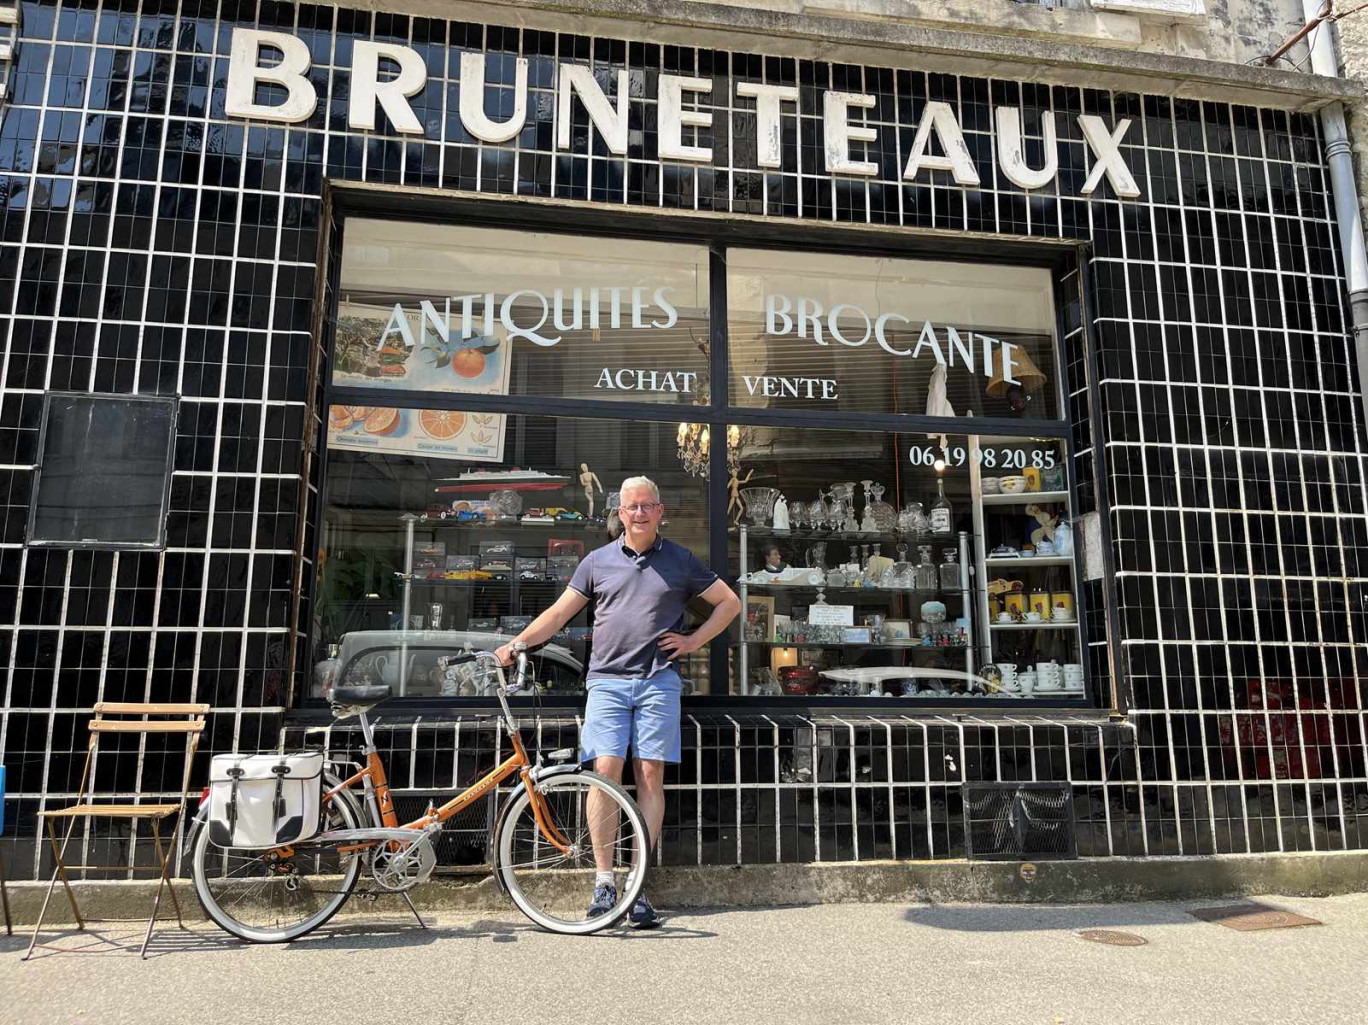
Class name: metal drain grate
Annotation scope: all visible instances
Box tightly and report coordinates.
[1079,930,1148,946]
[1189,904,1323,932]
[963,783,1077,860]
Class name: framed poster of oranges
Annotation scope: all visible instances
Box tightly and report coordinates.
[330,307,514,400]
[326,404,506,462]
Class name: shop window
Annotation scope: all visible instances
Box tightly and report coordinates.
[729,427,1085,701]
[27,393,177,548]
[331,219,711,407]
[316,410,711,698]
[727,249,1060,421]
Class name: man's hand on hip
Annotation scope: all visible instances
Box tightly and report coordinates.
[657,632,700,660]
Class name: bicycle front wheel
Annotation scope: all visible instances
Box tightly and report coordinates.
[496,771,650,934]
[191,780,364,943]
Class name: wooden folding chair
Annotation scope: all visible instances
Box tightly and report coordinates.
[24,702,209,959]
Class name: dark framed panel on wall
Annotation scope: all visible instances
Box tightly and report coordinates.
[310,183,1106,711]
[26,393,179,551]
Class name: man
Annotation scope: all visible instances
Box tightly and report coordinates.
[496,475,740,928]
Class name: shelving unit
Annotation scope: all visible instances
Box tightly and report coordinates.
[736,523,974,695]
[968,435,1084,695]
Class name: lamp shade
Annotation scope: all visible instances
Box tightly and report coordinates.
[987,343,1048,397]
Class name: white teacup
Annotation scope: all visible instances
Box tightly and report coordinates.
[997,612,1013,623]
[1024,611,1043,623]
[1052,605,1075,622]
[1018,671,1036,696]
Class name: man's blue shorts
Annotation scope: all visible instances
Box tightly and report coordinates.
[579,666,683,764]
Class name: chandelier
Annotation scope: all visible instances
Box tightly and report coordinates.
[676,422,746,479]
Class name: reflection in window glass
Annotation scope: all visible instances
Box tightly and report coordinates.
[332,220,711,406]
[316,410,712,698]
[727,249,1058,420]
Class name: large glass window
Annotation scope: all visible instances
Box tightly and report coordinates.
[316,410,711,697]
[317,216,1089,706]
[333,220,712,406]
[727,249,1059,420]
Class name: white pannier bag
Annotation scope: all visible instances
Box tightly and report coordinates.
[207,752,325,849]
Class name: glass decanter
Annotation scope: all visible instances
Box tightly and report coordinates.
[914,545,938,591]
[886,543,915,589]
[939,548,959,590]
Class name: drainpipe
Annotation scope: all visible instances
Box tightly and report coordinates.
[1302,0,1368,432]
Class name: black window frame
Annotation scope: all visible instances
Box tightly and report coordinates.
[314,184,1110,713]
[26,391,179,551]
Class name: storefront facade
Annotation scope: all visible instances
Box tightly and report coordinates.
[2,0,1367,876]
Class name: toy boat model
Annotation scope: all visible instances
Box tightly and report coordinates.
[434,468,572,493]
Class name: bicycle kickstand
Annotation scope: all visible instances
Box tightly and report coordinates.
[401,891,428,929]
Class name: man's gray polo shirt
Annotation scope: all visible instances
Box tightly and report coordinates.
[567,536,719,679]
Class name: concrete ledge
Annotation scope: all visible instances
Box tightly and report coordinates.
[5,851,1365,927]
[353,0,1362,111]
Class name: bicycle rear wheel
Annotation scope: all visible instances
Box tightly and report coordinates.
[191,780,363,943]
[496,771,649,934]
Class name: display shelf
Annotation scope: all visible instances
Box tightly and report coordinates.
[741,583,963,599]
[734,641,969,650]
[979,491,1069,506]
[988,621,1080,631]
[983,556,1074,568]
[733,525,965,545]
[400,576,562,586]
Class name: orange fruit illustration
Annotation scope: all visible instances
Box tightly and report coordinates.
[452,348,486,379]
[348,405,373,420]
[328,405,353,430]
[364,407,403,436]
[419,409,466,440]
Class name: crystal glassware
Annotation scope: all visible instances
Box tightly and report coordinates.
[869,483,896,531]
[914,545,938,591]
[740,486,781,527]
[939,548,959,590]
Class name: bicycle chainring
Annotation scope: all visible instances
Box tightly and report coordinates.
[369,838,436,892]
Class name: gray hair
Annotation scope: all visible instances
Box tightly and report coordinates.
[619,475,660,501]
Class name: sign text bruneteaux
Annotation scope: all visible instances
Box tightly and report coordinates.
[226,29,1141,199]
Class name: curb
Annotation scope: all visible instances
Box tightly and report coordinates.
[4,851,1365,928]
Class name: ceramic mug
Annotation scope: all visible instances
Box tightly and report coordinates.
[1024,611,1043,623]
[1018,671,1036,696]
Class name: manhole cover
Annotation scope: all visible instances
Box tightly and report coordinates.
[1078,929,1148,946]
[1189,904,1322,932]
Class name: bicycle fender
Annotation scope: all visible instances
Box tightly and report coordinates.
[490,764,585,897]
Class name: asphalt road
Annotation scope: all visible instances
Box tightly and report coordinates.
[3,893,1364,1025]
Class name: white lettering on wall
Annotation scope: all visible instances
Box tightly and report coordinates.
[658,75,713,163]
[460,53,529,143]
[1078,114,1140,198]
[222,30,1140,197]
[735,82,799,169]
[224,29,316,123]
[824,92,878,177]
[995,108,1058,190]
[349,40,427,134]
[903,101,980,186]
[557,64,629,155]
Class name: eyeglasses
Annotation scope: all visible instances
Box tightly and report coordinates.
[620,502,662,514]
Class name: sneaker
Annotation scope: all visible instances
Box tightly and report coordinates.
[587,882,617,918]
[628,893,662,929]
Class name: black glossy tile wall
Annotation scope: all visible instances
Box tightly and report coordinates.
[1,0,1366,875]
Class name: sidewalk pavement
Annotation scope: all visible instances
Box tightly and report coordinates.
[3,892,1364,1025]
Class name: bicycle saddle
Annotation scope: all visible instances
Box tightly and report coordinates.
[331,683,392,706]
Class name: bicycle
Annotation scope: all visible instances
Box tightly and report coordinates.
[188,645,650,939]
